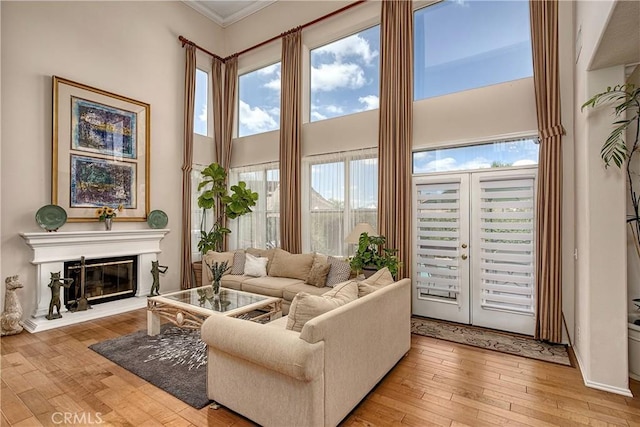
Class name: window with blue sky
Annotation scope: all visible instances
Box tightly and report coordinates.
[310,25,380,122]
[414,0,533,100]
[413,138,539,174]
[194,69,208,136]
[238,62,281,138]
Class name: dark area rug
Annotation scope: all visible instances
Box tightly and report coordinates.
[411,316,572,366]
[89,325,210,409]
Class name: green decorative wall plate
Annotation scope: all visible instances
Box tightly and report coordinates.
[36,205,67,232]
[147,210,168,229]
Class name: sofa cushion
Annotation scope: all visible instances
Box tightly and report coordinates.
[326,256,352,287]
[246,247,276,271]
[269,249,314,281]
[306,257,331,287]
[357,267,395,297]
[202,251,234,282]
[286,281,358,332]
[283,282,331,302]
[242,276,304,298]
[220,274,246,291]
[229,250,246,275]
[244,253,268,277]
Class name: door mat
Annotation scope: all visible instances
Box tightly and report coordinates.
[411,316,572,366]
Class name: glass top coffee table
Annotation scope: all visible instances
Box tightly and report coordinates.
[147,286,282,336]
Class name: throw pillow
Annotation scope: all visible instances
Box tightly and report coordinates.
[325,256,352,287]
[202,251,234,282]
[306,257,331,288]
[357,267,395,297]
[286,281,358,332]
[230,250,246,275]
[269,248,315,281]
[246,247,276,272]
[244,253,268,277]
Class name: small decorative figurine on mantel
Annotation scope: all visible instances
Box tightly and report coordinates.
[46,272,74,320]
[1,275,24,336]
[149,261,168,296]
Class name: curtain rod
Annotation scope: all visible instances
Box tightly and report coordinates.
[178,0,367,63]
[178,35,225,62]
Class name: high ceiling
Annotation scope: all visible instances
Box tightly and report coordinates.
[590,0,640,74]
[182,0,276,27]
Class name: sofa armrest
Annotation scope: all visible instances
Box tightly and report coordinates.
[201,315,324,382]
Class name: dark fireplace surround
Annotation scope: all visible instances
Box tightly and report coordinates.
[64,255,138,308]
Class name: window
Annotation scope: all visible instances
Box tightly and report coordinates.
[229,163,280,249]
[413,138,539,174]
[194,69,208,136]
[304,149,378,256]
[238,63,281,138]
[414,0,533,100]
[310,26,380,122]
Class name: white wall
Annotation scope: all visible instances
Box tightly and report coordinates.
[0,1,222,317]
[627,65,640,313]
[574,0,630,395]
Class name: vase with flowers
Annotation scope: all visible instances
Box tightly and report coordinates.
[95,205,123,230]
[205,259,229,298]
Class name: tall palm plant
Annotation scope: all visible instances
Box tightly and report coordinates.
[582,84,640,253]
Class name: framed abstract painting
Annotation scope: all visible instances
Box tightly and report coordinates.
[52,76,150,221]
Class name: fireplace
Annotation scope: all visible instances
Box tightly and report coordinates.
[21,229,169,332]
[64,255,138,308]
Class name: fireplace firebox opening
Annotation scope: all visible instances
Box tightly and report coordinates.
[64,255,138,308]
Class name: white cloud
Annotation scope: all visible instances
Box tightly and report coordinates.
[315,34,378,65]
[513,159,537,166]
[238,100,278,134]
[358,95,379,111]
[325,105,344,114]
[198,104,207,124]
[311,62,366,91]
[264,78,281,91]
[257,63,280,76]
[311,111,327,121]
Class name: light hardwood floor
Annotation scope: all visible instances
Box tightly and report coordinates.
[1,309,639,427]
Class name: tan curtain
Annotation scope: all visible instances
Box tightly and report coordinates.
[378,1,413,279]
[279,28,302,253]
[211,57,225,250]
[180,44,196,289]
[214,56,238,251]
[223,55,238,172]
[530,0,565,343]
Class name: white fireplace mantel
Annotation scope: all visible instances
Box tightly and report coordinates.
[21,229,169,332]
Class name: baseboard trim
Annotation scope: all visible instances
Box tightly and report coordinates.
[573,348,633,397]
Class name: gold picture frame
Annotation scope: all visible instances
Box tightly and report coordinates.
[52,76,150,222]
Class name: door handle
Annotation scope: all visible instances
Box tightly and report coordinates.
[461,243,467,249]
[461,254,468,260]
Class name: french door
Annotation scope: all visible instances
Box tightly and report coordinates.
[412,168,537,335]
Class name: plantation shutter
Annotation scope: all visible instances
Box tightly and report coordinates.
[414,181,463,301]
[477,177,535,314]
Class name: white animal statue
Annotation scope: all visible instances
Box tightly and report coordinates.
[1,275,24,336]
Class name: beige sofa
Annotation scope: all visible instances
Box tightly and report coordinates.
[202,248,352,315]
[200,277,411,427]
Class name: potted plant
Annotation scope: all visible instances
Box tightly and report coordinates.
[192,162,259,285]
[582,84,640,254]
[349,232,400,279]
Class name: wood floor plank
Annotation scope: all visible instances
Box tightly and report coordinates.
[1,308,638,427]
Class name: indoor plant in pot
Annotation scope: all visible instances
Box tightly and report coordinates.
[349,232,400,279]
[582,84,640,254]
[193,162,259,286]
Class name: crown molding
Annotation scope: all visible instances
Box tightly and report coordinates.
[182,1,277,28]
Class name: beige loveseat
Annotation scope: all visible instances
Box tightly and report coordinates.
[200,277,411,427]
[202,248,352,315]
